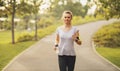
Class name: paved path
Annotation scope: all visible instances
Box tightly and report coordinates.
[3,19,120,71]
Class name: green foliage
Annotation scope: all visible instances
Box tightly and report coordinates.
[93,21,120,47]
[17,33,34,42]
[16,24,58,42]
[16,0,41,17]
[0,0,4,6]
[37,25,58,39]
[15,21,27,30]
[0,15,104,43]
[0,21,11,30]
[50,0,89,18]
[96,47,120,67]
[0,0,42,44]
[0,0,42,17]
[37,16,55,28]
[95,0,120,19]
[72,15,104,25]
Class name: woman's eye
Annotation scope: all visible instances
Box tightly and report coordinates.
[64,17,70,18]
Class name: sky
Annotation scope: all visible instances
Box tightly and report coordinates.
[80,0,87,6]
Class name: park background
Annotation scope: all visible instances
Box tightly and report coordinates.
[0,0,120,71]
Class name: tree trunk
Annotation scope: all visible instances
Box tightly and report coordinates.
[11,0,15,44]
[35,21,38,41]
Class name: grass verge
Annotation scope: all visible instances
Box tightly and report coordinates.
[93,21,120,68]
[0,41,35,71]
[96,47,120,68]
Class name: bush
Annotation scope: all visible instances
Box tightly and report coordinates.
[72,15,104,25]
[17,33,33,42]
[93,21,120,47]
[37,16,56,28]
[37,25,58,38]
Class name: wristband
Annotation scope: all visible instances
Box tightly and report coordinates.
[76,37,79,40]
[55,44,58,47]
[75,39,79,42]
[75,37,79,42]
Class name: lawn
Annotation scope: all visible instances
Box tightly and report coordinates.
[0,31,11,44]
[0,41,35,71]
[94,21,120,68]
[96,47,120,68]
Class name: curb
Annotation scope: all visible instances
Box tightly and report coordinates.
[92,41,120,71]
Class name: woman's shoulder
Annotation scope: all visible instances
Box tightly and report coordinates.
[72,26,77,30]
[72,26,79,32]
[56,26,63,30]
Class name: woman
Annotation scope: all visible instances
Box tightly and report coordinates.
[54,10,81,71]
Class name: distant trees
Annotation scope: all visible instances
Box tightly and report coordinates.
[0,0,91,44]
[49,0,89,18]
[0,0,42,44]
[94,0,120,19]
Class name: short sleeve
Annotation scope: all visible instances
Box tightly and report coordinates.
[56,27,59,34]
[74,26,79,33]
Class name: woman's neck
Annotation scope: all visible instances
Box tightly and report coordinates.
[62,24,72,32]
[64,24,71,28]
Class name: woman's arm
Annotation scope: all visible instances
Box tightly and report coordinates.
[72,30,82,45]
[54,34,59,50]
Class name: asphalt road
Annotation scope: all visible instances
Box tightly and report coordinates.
[3,19,120,71]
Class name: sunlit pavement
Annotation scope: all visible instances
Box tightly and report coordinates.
[3,19,120,71]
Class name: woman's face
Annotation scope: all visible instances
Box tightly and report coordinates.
[63,13,72,25]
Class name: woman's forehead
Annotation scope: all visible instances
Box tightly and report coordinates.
[63,13,71,17]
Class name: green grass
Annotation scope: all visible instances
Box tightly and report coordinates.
[96,47,120,68]
[0,41,35,71]
[0,25,58,71]
[0,31,11,44]
[94,21,120,68]
[0,30,25,43]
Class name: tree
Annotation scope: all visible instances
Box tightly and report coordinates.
[0,0,16,44]
[0,0,42,44]
[11,0,16,44]
[32,0,41,41]
[94,0,120,19]
[49,0,89,18]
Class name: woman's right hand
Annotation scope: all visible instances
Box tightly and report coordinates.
[54,47,57,51]
[54,47,59,54]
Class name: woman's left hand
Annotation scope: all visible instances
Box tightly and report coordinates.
[72,30,79,40]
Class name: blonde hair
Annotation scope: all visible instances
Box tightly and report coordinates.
[61,10,73,19]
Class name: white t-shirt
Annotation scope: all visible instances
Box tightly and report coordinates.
[56,26,78,56]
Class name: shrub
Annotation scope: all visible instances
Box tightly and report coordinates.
[93,21,120,47]
[17,33,33,42]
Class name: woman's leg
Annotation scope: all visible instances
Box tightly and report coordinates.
[67,56,76,71]
[58,56,67,71]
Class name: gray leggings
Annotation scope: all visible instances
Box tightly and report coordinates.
[58,55,76,71]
